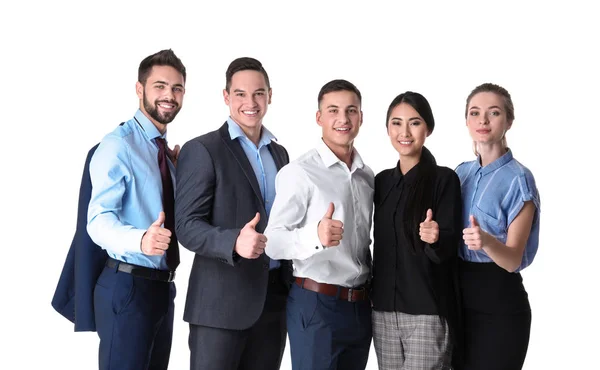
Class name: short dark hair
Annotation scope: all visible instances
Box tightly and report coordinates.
[385,91,435,134]
[138,49,186,85]
[465,83,514,121]
[225,57,270,92]
[317,79,362,108]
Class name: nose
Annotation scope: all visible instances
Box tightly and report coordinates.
[400,123,410,137]
[245,94,258,107]
[479,113,489,125]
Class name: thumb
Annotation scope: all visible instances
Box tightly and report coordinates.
[173,144,181,158]
[470,215,479,228]
[247,212,260,229]
[152,211,166,227]
[323,202,335,219]
[424,209,433,222]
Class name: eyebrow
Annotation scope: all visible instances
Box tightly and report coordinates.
[233,88,267,93]
[327,104,358,109]
[152,80,184,88]
[391,116,421,121]
[469,105,502,110]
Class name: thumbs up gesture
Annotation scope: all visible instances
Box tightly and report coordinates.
[141,212,173,256]
[318,202,344,247]
[419,209,439,244]
[463,215,488,250]
[235,212,268,259]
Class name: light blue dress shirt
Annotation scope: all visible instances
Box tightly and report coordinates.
[227,117,280,269]
[455,149,541,272]
[87,110,175,270]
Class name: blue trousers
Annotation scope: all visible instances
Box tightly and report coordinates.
[94,264,176,370]
[287,283,372,370]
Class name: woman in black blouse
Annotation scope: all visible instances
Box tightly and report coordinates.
[371,92,463,370]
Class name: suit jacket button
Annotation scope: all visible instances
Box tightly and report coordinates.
[264,263,269,270]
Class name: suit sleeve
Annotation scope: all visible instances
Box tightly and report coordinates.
[175,139,241,265]
[423,170,462,264]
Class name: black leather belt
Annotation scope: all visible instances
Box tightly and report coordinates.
[106,257,175,282]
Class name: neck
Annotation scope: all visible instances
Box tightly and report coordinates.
[477,142,506,166]
[239,123,262,147]
[399,153,420,175]
[140,107,167,135]
[323,139,354,169]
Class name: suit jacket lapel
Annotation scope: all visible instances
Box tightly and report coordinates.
[268,143,285,171]
[219,123,266,212]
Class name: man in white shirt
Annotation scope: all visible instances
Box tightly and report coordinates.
[265,79,374,370]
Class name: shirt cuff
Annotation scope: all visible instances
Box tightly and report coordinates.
[298,220,326,253]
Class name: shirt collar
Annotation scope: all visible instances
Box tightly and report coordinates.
[316,138,365,171]
[392,146,436,185]
[478,148,514,175]
[226,117,275,148]
[134,109,166,141]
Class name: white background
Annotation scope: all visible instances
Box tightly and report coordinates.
[2,0,599,369]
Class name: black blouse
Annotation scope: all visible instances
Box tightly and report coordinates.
[371,147,462,319]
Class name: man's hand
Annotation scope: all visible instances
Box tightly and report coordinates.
[167,144,181,167]
[317,202,344,247]
[234,213,268,259]
[141,212,172,255]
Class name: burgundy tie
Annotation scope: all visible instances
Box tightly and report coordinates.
[156,138,180,270]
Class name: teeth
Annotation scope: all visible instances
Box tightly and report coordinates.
[158,103,174,109]
[400,141,412,144]
[243,111,257,115]
[335,128,350,131]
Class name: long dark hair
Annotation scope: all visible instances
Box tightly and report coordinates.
[387,91,436,253]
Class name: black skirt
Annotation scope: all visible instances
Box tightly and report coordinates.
[457,260,531,370]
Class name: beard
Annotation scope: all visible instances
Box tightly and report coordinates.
[143,91,181,125]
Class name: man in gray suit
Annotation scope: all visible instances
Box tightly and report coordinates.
[175,57,292,370]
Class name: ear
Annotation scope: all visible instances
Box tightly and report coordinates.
[223,89,230,105]
[316,110,323,127]
[507,119,513,130]
[360,110,364,127]
[136,81,144,100]
[268,88,272,105]
[427,128,432,137]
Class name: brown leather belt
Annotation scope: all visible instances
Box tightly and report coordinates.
[295,277,369,302]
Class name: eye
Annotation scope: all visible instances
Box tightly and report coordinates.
[390,120,400,126]
[348,108,358,114]
[490,111,501,116]
[329,109,338,114]
[255,92,264,96]
[235,93,244,97]
[173,87,184,93]
[410,120,421,126]
[155,85,165,89]
[469,111,479,116]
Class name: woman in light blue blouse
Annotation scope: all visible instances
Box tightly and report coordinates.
[455,83,540,370]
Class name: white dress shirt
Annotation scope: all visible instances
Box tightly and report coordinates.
[264,139,374,288]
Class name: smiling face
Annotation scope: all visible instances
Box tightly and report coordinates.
[136,65,185,132]
[387,102,430,160]
[317,90,362,150]
[223,70,272,133]
[466,91,512,145]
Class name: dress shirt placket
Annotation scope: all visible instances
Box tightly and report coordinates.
[349,167,363,288]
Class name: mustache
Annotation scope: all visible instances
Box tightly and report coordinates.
[156,99,179,108]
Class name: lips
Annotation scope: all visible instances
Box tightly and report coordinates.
[476,129,491,134]
[157,100,178,110]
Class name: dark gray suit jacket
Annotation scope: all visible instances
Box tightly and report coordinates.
[175,123,292,330]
